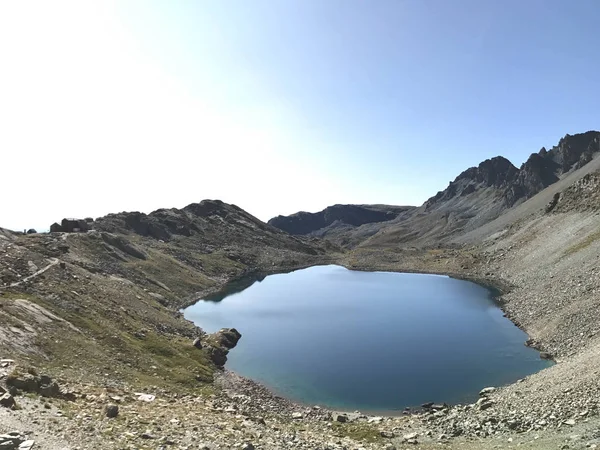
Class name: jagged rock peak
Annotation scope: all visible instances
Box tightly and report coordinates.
[454,156,519,188]
[426,131,600,210]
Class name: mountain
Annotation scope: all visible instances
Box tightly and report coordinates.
[6,133,600,448]
[426,130,600,213]
[0,199,337,396]
[267,204,415,246]
[277,131,600,248]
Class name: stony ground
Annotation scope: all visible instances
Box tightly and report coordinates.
[3,193,600,448]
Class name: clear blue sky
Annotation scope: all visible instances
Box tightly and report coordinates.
[1,0,599,230]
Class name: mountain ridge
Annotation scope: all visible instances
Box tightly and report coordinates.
[269,130,600,247]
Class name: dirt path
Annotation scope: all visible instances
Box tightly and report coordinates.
[3,258,59,289]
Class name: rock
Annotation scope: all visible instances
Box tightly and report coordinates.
[0,433,24,450]
[479,387,496,396]
[204,327,242,368]
[334,414,348,423]
[476,398,494,410]
[540,352,553,360]
[205,346,229,368]
[565,419,576,426]
[141,432,156,439]
[193,337,203,349]
[291,412,303,419]
[135,393,155,402]
[431,403,447,410]
[39,381,60,398]
[18,441,34,450]
[0,393,15,409]
[403,432,418,441]
[212,328,242,349]
[105,404,119,418]
[380,431,394,438]
[6,373,39,393]
[241,444,255,450]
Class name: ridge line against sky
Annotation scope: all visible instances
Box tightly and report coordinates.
[1,0,599,231]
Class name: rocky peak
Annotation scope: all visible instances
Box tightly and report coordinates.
[456,156,519,188]
[426,131,600,212]
[545,131,600,173]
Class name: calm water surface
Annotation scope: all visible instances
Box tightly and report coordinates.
[184,265,550,412]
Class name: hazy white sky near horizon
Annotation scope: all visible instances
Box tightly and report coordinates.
[1,0,599,231]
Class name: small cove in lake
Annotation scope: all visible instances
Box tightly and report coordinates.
[184,265,551,413]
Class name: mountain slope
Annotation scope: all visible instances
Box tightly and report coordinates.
[268,204,413,235]
[268,204,415,247]
[362,130,600,247]
[0,199,337,392]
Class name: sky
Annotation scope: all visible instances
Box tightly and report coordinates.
[1,0,599,231]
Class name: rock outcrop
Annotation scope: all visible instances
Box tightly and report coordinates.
[201,328,242,368]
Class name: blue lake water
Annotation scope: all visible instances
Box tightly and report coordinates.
[184,265,550,412]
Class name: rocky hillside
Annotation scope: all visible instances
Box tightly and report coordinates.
[0,200,338,394]
[360,130,600,247]
[268,132,600,250]
[426,130,600,212]
[549,170,600,214]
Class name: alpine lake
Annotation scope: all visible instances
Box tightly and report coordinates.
[184,265,550,413]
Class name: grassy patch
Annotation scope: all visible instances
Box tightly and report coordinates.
[331,422,382,443]
[564,229,600,257]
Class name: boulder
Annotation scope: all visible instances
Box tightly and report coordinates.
[403,432,418,441]
[18,440,34,450]
[334,414,348,423]
[204,328,242,368]
[0,432,24,450]
[479,387,496,396]
[431,403,447,410]
[213,328,242,349]
[192,337,202,349]
[105,404,119,418]
[39,381,60,398]
[0,393,15,409]
[206,346,228,368]
[476,398,494,410]
[6,370,62,398]
[6,372,39,392]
